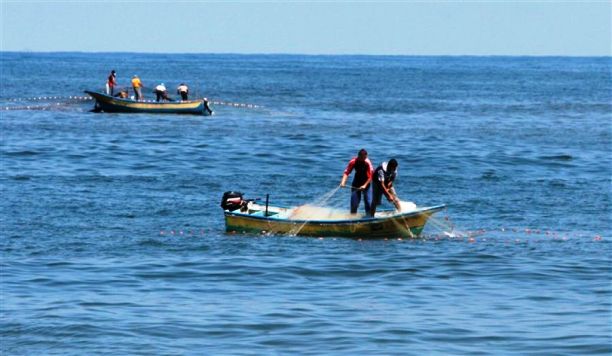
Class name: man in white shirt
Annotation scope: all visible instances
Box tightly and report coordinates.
[154,83,171,102]
[177,83,189,100]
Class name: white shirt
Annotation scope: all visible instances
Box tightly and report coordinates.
[155,84,166,92]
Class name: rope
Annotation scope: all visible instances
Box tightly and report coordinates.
[208,99,264,109]
[1,96,93,102]
[1,96,93,111]
[0,95,264,111]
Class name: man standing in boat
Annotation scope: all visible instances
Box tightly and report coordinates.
[132,75,143,101]
[340,148,373,215]
[154,83,173,102]
[177,83,189,101]
[370,159,401,217]
[106,70,117,96]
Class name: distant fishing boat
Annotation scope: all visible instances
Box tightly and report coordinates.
[220,192,445,238]
[84,91,213,115]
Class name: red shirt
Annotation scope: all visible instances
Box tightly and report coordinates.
[344,157,373,187]
[107,74,116,87]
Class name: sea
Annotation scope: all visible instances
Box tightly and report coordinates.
[1,53,611,355]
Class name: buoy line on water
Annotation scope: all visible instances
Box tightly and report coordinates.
[2,96,93,102]
[208,99,264,109]
[158,203,605,242]
[157,226,606,243]
[1,96,94,111]
[1,95,265,111]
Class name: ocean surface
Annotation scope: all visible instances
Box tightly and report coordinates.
[1,53,611,354]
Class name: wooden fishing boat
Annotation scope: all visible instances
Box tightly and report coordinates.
[221,192,445,238]
[84,91,213,115]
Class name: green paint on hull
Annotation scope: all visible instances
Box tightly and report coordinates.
[224,214,428,239]
[225,223,425,239]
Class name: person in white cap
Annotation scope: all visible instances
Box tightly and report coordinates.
[177,83,189,100]
[154,83,172,102]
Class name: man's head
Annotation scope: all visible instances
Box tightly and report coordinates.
[387,158,398,172]
[357,148,368,161]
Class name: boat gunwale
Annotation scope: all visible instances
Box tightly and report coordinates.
[224,204,446,225]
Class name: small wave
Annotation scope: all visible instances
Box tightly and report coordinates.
[539,154,573,161]
[4,150,40,157]
[44,261,73,267]
[137,238,168,247]
[131,164,159,170]
[144,139,172,144]
[79,175,114,182]
[78,301,137,308]
[114,212,136,219]
[66,153,88,159]
[480,170,500,181]
[10,175,31,181]
[156,208,173,216]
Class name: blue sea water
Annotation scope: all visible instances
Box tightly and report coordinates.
[1,53,611,354]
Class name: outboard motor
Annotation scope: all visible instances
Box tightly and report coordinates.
[203,98,214,115]
[221,191,244,211]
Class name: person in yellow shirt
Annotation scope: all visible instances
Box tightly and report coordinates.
[131,75,144,101]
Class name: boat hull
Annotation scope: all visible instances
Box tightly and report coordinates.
[85,91,212,115]
[224,205,445,238]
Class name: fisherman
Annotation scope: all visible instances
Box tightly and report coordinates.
[154,83,173,102]
[370,158,401,217]
[131,75,144,101]
[177,83,189,100]
[106,70,117,96]
[116,89,129,99]
[340,148,373,215]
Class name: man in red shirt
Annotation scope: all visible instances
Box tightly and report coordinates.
[106,70,117,96]
[340,149,373,215]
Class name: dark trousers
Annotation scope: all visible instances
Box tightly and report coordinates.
[179,92,188,100]
[156,91,173,102]
[350,186,371,214]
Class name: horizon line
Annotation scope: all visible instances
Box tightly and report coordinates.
[1,50,611,58]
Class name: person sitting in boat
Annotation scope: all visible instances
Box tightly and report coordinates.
[340,148,373,215]
[132,75,144,101]
[177,83,189,101]
[154,83,174,102]
[106,70,117,96]
[115,89,129,99]
[370,158,401,217]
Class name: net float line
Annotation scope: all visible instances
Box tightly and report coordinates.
[208,99,264,109]
[1,96,93,102]
[158,227,606,243]
[1,95,264,110]
[2,102,88,111]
